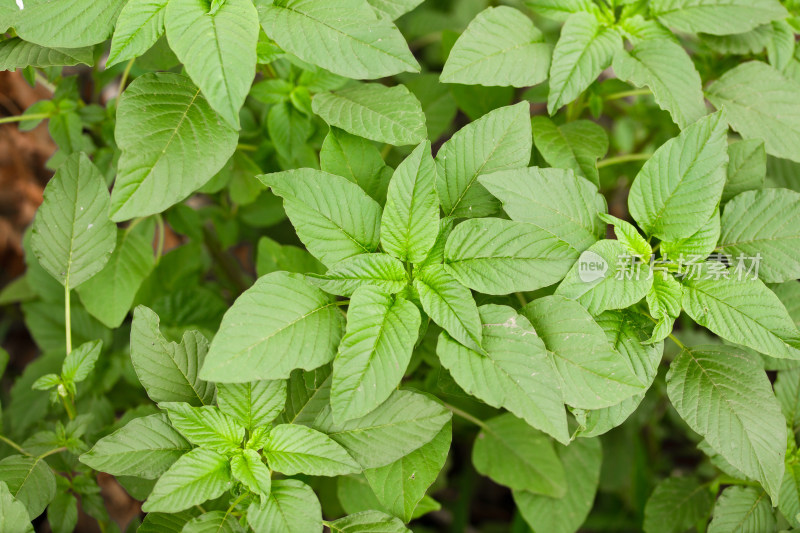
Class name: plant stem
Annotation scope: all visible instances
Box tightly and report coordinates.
[237,143,258,152]
[514,292,527,307]
[334,300,350,307]
[225,493,248,516]
[444,403,488,429]
[0,435,31,456]
[61,394,76,420]
[117,59,135,109]
[597,152,651,169]
[668,333,686,350]
[154,214,165,264]
[34,72,56,93]
[38,446,67,460]
[64,285,72,354]
[0,112,50,125]
[604,88,652,101]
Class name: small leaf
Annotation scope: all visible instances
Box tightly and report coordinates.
[723,139,766,202]
[107,0,168,67]
[61,339,101,384]
[307,254,408,297]
[230,449,271,499]
[312,83,426,146]
[182,511,244,533]
[161,403,245,453]
[31,153,116,289]
[262,424,361,476]
[531,117,608,186]
[643,477,714,533]
[707,486,776,532]
[247,479,322,533]
[0,481,33,533]
[200,272,345,381]
[0,456,56,519]
[327,510,410,532]
[217,380,287,431]
[0,38,94,69]
[320,127,392,204]
[650,0,788,35]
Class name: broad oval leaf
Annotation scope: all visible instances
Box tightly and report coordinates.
[649,0,788,36]
[247,479,322,533]
[142,448,232,513]
[200,272,345,382]
[312,83,426,146]
[441,6,551,87]
[331,286,420,423]
[436,102,532,218]
[437,304,569,443]
[107,0,168,67]
[479,166,607,252]
[258,0,419,79]
[263,424,361,476]
[521,295,644,409]
[31,153,116,290]
[707,486,776,533]
[628,111,729,240]
[0,481,33,533]
[165,0,258,128]
[259,169,382,268]
[13,0,126,47]
[79,414,191,479]
[666,345,786,503]
[130,306,215,405]
[217,380,287,431]
[445,218,578,295]
[110,73,238,221]
[643,477,714,533]
[0,456,56,519]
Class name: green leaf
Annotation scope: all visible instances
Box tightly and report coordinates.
[574,310,664,437]
[312,83,426,146]
[599,213,652,260]
[723,139,766,202]
[707,486,776,533]
[680,273,800,360]
[718,188,800,283]
[200,272,345,381]
[61,339,101,383]
[247,479,322,533]
[380,141,439,263]
[107,0,168,67]
[780,462,800,528]
[0,481,32,533]
[472,414,566,496]
[531,116,608,186]
[643,477,714,533]
[523,0,595,21]
[217,380,287,431]
[436,304,569,443]
[513,436,602,533]
[436,102,532,218]
[182,511,244,533]
[31,153,116,289]
[13,0,126,47]
[707,61,800,163]
[256,237,325,277]
[161,403,245,452]
[650,0,788,35]
[521,295,644,409]
[556,239,653,315]
[444,218,578,295]
[230,449,271,499]
[666,345,786,503]
[628,112,729,240]
[262,423,360,475]
[165,0,258,128]
[109,72,238,221]
[776,369,800,431]
[257,0,419,79]
[363,421,450,522]
[660,209,721,260]
[308,254,408,297]
[312,389,452,469]
[76,228,155,328]
[142,448,232,513]
[79,414,192,479]
[645,273,682,344]
[327,510,411,532]
[0,38,93,70]
[612,38,706,129]
[320,127,392,204]
[130,306,215,405]
[479,167,607,252]
[46,492,77,532]
[413,264,483,353]
[281,367,332,426]
[0,456,56,519]
[138,510,199,533]
[259,169,382,268]
[441,6,551,87]
[332,286,420,423]
[547,12,621,114]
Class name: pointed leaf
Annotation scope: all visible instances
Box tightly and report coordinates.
[107,0,168,67]
[217,380,287,431]
[0,456,56,519]
[230,449,271,499]
[161,403,244,452]
[247,479,322,533]
[531,117,608,186]
[643,477,714,533]
[262,424,360,476]
[650,0,788,35]
[142,448,232,513]
[307,254,408,297]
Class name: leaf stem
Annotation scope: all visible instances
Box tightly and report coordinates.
[514,292,527,308]
[604,88,652,101]
[117,59,135,109]
[443,403,487,430]
[0,112,50,125]
[34,72,55,93]
[154,214,165,264]
[236,143,258,152]
[0,435,31,456]
[596,152,651,169]
[225,492,248,516]
[60,393,76,420]
[64,284,72,355]
[38,446,67,460]
[334,300,350,307]
[668,333,686,350]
